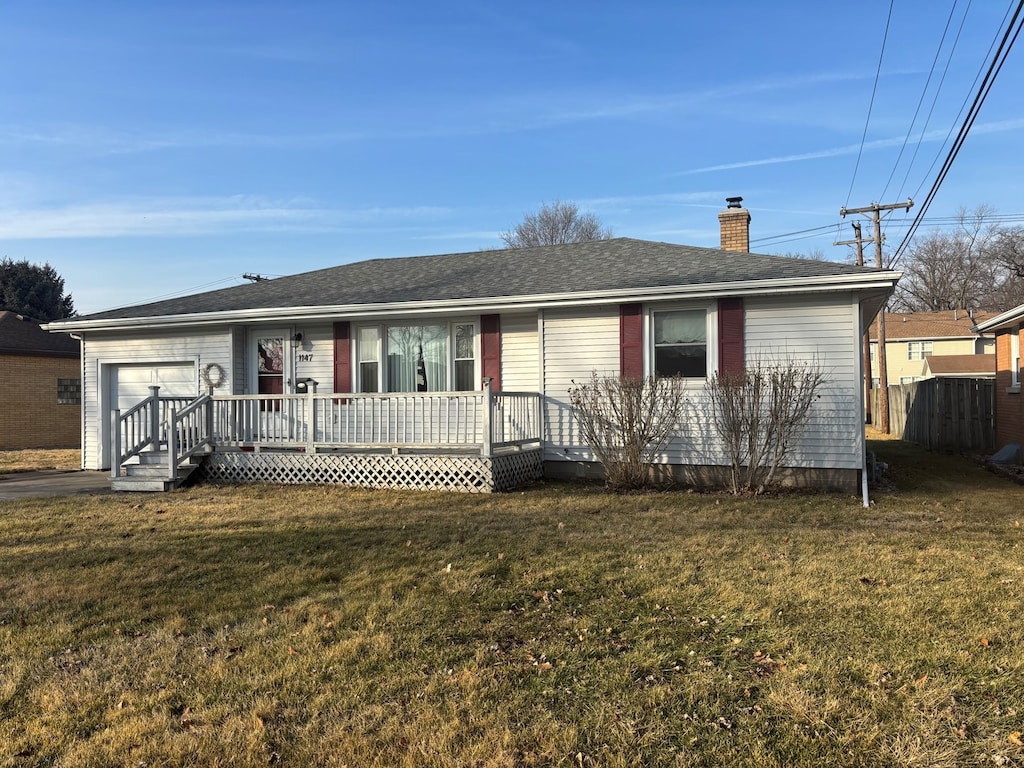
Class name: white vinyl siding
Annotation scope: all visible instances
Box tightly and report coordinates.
[541,306,619,462]
[500,312,539,391]
[286,324,335,393]
[741,293,860,470]
[82,328,233,469]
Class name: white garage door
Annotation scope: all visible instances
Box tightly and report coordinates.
[111,363,197,410]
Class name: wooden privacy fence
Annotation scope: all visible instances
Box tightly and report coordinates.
[877,378,994,452]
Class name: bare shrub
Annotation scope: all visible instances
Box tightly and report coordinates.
[707,361,827,494]
[569,373,686,490]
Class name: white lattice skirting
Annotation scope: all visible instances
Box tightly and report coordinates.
[200,449,544,493]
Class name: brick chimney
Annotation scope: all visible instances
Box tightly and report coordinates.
[718,196,750,252]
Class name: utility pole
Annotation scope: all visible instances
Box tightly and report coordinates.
[835,221,874,425]
[839,199,913,434]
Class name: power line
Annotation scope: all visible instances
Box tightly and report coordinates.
[909,1,1017,207]
[891,0,1024,263]
[752,211,1024,249]
[844,0,895,209]
[878,0,962,203]
[892,0,972,206]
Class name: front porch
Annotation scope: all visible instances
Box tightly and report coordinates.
[112,381,545,493]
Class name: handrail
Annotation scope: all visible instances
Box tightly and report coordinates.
[167,394,214,481]
[111,385,209,479]
[113,386,543,482]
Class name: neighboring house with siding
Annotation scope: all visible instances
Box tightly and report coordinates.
[45,202,899,493]
[868,310,997,386]
[0,311,81,450]
[973,305,1024,458]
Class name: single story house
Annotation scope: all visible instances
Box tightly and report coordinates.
[0,311,81,450]
[46,201,900,497]
[922,353,995,380]
[972,305,1024,459]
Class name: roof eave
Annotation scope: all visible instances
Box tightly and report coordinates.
[972,303,1024,333]
[46,271,902,333]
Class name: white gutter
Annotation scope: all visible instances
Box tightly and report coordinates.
[972,303,1024,333]
[46,270,902,334]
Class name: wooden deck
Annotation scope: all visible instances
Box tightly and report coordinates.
[112,382,544,492]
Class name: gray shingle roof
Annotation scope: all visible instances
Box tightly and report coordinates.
[0,311,81,356]
[75,238,883,322]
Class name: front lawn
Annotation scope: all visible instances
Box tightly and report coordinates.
[1,440,1022,767]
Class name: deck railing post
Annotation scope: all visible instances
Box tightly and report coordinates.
[111,409,122,479]
[205,395,214,450]
[307,385,317,453]
[148,385,161,449]
[480,377,493,458]
[167,405,178,481]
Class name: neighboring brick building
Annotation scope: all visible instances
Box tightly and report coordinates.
[0,311,81,450]
[973,305,1024,457]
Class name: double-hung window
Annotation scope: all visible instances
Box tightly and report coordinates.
[653,309,708,378]
[356,321,477,392]
[358,327,381,393]
[907,341,933,361]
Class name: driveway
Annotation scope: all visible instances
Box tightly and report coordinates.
[0,470,113,500]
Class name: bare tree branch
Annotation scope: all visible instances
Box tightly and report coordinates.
[501,200,612,248]
[891,204,1024,311]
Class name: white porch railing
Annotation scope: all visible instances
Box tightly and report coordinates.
[210,379,542,456]
[112,386,202,479]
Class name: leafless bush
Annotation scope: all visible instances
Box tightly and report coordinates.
[707,361,827,494]
[569,373,686,490]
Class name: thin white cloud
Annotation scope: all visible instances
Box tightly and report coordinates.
[0,71,880,154]
[678,118,1024,175]
[0,197,453,240]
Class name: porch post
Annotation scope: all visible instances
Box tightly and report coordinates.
[205,395,215,451]
[111,409,122,479]
[167,405,178,481]
[480,377,493,458]
[306,386,316,454]
[148,385,161,449]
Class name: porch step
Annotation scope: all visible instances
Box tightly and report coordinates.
[112,451,206,492]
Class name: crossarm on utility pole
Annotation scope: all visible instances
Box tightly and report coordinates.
[839,199,913,434]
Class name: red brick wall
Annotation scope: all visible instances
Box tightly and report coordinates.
[994,329,1023,452]
[0,353,81,449]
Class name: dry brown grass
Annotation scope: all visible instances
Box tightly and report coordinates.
[1,439,1022,766]
[0,448,80,473]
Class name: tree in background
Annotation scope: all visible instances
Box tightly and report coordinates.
[501,200,612,248]
[0,258,75,322]
[892,205,1024,312]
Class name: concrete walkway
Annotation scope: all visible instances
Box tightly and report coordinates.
[0,470,114,501]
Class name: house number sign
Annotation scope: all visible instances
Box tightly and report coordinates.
[297,353,314,362]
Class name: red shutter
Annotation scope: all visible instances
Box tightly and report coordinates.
[620,303,644,379]
[717,298,744,375]
[480,314,501,391]
[333,321,352,393]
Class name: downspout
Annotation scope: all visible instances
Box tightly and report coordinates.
[72,333,86,470]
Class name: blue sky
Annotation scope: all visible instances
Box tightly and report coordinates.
[2,1,1022,314]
